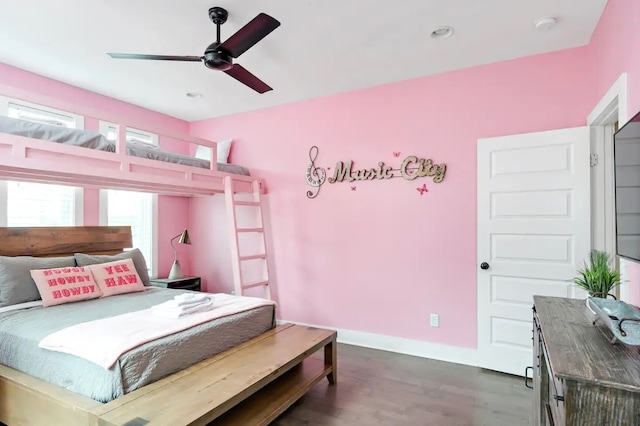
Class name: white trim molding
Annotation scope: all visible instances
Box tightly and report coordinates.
[587,73,630,301]
[588,73,628,126]
[277,320,479,368]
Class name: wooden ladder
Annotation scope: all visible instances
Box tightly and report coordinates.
[224,177,271,299]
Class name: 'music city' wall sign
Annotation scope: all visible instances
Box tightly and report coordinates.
[305,146,447,199]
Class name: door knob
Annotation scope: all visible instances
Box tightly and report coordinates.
[480,262,490,270]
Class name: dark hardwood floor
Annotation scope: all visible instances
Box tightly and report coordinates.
[273,343,532,426]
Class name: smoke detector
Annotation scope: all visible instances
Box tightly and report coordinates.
[534,17,558,31]
[431,26,455,40]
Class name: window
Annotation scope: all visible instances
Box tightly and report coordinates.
[0,99,84,227]
[103,189,155,274]
[2,181,82,227]
[99,121,158,146]
[0,96,84,129]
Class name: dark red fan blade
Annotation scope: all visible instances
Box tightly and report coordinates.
[224,64,272,93]
[219,13,280,58]
[108,53,202,62]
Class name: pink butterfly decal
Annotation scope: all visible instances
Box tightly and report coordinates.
[327,166,331,170]
[393,152,401,157]
[417,183,428,195]
[351,186,356,191]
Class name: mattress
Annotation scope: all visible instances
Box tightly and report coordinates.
[0,115,250,176]
[0,288,274,402]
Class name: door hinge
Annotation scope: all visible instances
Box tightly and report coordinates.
[590,153,599,167]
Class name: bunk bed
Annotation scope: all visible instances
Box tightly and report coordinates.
[0,84,337,425]
[0,83,262,196]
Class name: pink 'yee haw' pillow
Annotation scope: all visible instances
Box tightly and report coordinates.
[30,266,102,307]
[88,258,145,297]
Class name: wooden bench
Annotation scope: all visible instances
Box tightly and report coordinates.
[0,324,337,426]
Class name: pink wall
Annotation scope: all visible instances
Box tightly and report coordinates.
[0,63,192,277]
[190,46,596,348]
[587,0,640,304]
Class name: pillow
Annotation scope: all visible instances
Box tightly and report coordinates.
[30,266,102,307]
[194,139,233,164]
[87,258,145,297]
[0,255,76,307]
[74,249,150,286]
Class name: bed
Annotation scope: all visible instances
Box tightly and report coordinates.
[0,289,274,403]
[0,226,337,426]
[0,83,264,197]
[0,115,250,177]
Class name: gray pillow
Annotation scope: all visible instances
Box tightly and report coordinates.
[0,255,76,307]
[74,249,150,286]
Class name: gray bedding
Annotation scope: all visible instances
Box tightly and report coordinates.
[0,288,274,402]
[0,115,250,176]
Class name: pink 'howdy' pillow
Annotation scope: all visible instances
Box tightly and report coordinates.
[30,266,102,307]
[88,258,145,297]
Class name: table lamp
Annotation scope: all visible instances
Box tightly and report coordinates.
[168,228,191,279]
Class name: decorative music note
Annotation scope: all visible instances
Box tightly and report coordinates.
[305,146,326,199]
[417,183,428,196]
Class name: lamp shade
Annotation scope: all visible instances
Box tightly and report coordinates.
[169,228,191,280]
[177,229,191,245]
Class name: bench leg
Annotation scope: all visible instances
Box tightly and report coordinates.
[324,338,337,385]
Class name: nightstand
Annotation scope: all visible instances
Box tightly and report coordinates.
[149,276,201,292]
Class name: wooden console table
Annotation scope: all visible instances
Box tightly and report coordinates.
[532,296,640,425]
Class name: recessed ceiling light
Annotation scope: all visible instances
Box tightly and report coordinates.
[534,17,558,31]
[431,26,454,40]
[186,92,203,98]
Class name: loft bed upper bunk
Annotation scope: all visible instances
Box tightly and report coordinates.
[0,83,264,196]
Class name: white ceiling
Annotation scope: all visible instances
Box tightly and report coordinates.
[0,0,607,121]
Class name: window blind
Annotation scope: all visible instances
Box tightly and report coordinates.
[106,190,154,273]
[102,123,158,146]
[7,102,77,128]
[7,181,77,226]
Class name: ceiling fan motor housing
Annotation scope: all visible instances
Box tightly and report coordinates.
[204,43,233,71]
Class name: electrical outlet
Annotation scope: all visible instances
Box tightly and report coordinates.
[430,313,440,328]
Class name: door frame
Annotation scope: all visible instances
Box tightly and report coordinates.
[587,73,629,301]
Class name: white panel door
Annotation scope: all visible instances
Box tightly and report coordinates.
[477,127,590,376]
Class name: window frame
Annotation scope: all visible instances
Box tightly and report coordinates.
[98,120,159,147]
[0,96,85,129]
[0,181,84,227]
[99,189,158,278]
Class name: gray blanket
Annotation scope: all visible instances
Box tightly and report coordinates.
[0,289,274,402]
[0,115,250,176]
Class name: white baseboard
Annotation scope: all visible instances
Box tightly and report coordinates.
[277,319,479,367]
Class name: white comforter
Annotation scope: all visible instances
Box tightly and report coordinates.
[38,293,275,369]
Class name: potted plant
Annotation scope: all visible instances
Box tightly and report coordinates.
[574,250,621,298]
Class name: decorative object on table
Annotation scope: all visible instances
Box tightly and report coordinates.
[587,295,640,345]
[573,250,621,298]
[168,228,191,280]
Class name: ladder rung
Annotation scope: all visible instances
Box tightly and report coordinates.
[239,254,266,261]
[234,200,260,206]
[242,280,269,290]
[237,227,264,233]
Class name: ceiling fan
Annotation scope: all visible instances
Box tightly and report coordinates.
[107,7,280,93]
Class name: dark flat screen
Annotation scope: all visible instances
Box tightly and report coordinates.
[614,110,640,262]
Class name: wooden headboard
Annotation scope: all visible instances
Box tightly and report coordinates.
[0,226,133,257]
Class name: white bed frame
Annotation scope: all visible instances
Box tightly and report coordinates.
[0,83,264,196]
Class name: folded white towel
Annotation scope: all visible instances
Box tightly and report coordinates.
[163,298,209,310]
[151,298,214,318]
[174,293,209,306]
